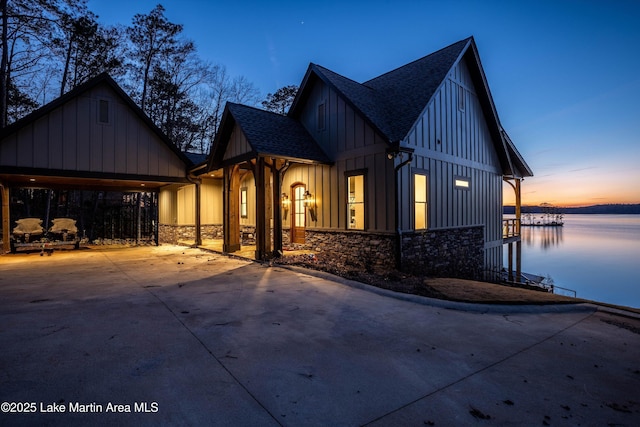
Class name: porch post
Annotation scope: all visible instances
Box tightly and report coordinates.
[254,157,272,260]
[272,161,283,257]
[193,179,202,246]
[515,178,522,282]
[270,159,290,258]
[1,183,9,254]
[223,165,241,252]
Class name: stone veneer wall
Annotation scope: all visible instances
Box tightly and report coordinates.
[400,226,484,280]
[299,229,396,274]
[158,224,223,244]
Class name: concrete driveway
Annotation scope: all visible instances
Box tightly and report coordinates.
[0,246,638,426]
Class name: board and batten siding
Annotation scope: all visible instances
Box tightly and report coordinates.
[400,58,504,272]
[0,82,185,178]
[291,78,395,232]
[163,179,223,226]
[222,124,252,162]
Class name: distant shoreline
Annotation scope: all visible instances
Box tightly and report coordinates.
[503,203,640,215]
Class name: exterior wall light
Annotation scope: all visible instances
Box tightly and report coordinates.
[282,193,290,220]
[303,191,317,222]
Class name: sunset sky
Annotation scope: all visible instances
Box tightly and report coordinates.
[89,0,640,207]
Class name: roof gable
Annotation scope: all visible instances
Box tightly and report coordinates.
[364,38,470,141]
[289,36,532,177]
[208,103,330,170]
[0,73,194,187]
[0,73,192,168]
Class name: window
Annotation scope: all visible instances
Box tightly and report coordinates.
[347,173,365,230]
[240,188,248,218]
[458,85,465,112]
[455,177,470,189]
[98,99,110,124]
[317,102,326,131]
[414,173,428,229]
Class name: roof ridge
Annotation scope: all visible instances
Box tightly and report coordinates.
[364,37,472,85]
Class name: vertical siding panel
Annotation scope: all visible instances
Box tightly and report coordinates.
[22,123,39,167]
[49,110,64,169]
[338,97,347,151]
[114,103,127,174]
[102,120,115,173]
[62,101,77,170]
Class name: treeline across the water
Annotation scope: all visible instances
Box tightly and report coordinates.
[503,204,640,215]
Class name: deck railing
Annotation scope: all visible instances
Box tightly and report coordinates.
[502,218,520,239]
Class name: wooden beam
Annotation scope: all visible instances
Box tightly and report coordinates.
[1,183,9,254]
[223,165,240,252]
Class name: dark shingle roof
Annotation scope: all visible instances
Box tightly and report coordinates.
[227,103,329,163]
[309,38,470,142]
[364,38,470,141]
[184,152,208,166]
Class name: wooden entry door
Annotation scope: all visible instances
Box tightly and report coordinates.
[291,184,306,244]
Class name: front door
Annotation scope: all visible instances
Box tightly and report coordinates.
[291,184,306,244]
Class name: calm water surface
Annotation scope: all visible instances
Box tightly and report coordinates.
[506,214,640,308]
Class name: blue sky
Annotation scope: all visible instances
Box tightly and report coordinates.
[88,0,640,206]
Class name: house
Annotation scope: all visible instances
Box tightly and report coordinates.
[1,37,532,282]
[172,36,532,281]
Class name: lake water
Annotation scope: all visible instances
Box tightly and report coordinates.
[504,214,640,308]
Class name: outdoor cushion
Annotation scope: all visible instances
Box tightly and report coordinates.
[12,218,44,235]
[49,218,78,234]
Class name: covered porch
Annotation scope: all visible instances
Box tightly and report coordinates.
[202,103,330,262]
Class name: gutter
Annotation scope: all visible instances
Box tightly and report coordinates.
[387,143,414,271]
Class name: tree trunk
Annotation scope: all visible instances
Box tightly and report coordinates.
[0,0,9,128]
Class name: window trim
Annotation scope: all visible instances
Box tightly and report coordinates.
[413,170,429,230]
[97,97,111,124]
[345,169,367,231]
[317,102,326,131]
[454,176,470,190]
[240,187,248,218]
[457,84,465,112]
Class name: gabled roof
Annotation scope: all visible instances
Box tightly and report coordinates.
[289,36,532,177]
[363,38,470,141]
[0,72,193,167]
[290,38,470,143]
[208,103,330,170]
[501,130,534,178]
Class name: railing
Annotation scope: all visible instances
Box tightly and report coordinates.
[502,218,520,239]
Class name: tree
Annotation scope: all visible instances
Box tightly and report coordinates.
[261,84,298,115]
[55,10,123,95]
[125,4,182,112]
[192,64,261,153]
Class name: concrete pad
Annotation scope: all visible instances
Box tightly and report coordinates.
[0,246,638,426]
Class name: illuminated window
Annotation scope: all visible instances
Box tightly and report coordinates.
[240,188,248,218]
[455,177,470,189]
[414,173,428,229]
[458,85,465,112]
[347,173,365,230]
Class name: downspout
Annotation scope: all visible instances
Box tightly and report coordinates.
[187,173,203,247]
[391,146,414,271]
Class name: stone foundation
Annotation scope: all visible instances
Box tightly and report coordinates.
[158,224,223,244]
[291,229,396,274]
[400,226,484,280]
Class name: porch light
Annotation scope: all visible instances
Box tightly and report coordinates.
[304,191,317,222]
[282,193,290,220]
[303,191,313,206]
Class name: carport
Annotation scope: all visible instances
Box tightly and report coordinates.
[0,73,192,253]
